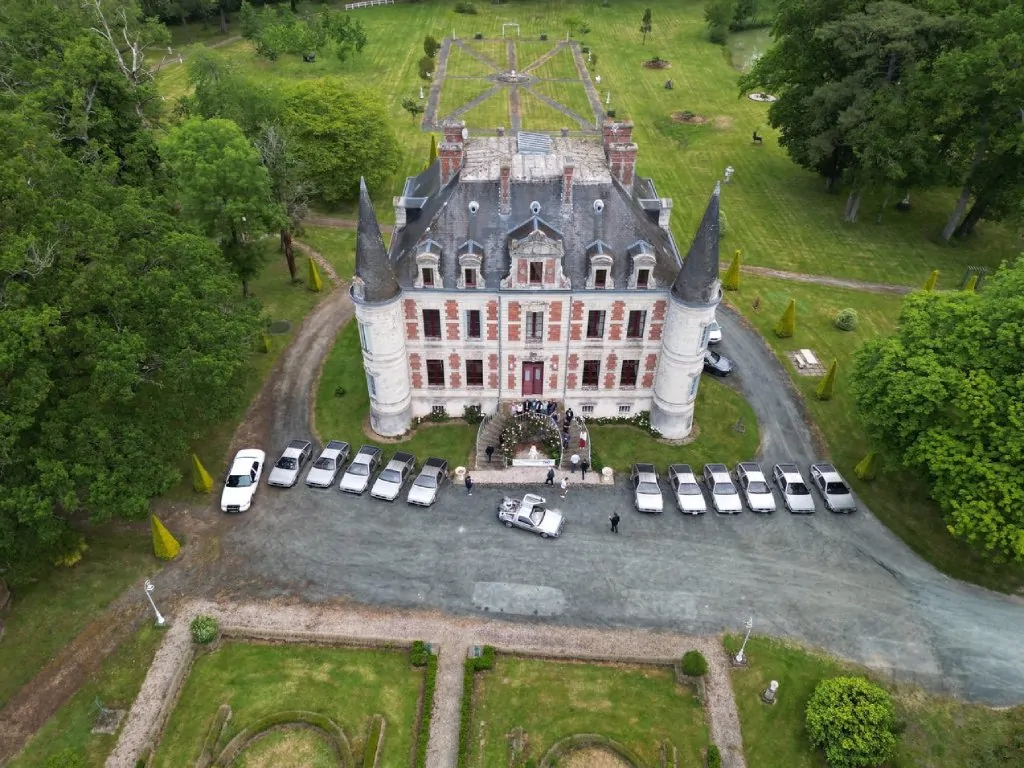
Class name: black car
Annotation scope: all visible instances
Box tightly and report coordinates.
[703,349,733,377]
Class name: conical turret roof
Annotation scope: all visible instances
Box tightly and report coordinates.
[671,183,721,305]
[354,178,400,303]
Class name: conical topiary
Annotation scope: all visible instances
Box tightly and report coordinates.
[428,134,438,167]
[308,257,323,292]
[151,515,181,561]
[774,298,796,338]
[723,249,741,291]
[816,359,837,400]
[922,269,939,291]
[192,453,213,494]
[963,274,977,292]
[855,451,878,481]
[260,330,271,353]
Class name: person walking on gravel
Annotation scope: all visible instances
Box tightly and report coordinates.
[560,476,568,499]
[545,467,555,485]
[610,512,620,533]
[465,474,473,496]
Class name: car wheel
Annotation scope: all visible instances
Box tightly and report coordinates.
[504,521,513,528]
[541,532,549,539]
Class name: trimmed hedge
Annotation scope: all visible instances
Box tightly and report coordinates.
[774,298,796,338]
[681,650,708,677]
[410,640,430,667]
[414,654,438,768]
[197,704,232,767]
[707,743,721,768]
[457,646,495,768]
[190,616,219,644]
[215,710,353,767]
[362,714,385,768]
[833,308,859,331]
[805,677,897,768]
[538,733,643,767]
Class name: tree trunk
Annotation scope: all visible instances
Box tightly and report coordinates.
[281,229,296,280]
[875,188,893,224]
[242,277,249,298]
[955,192,993,238]
[844,190,861,223]
[291,0,299,11]
[942,185,972,242]
[219,6,227,35]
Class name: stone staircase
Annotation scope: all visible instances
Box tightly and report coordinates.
[559,416,592,471]
[474,410,509,469]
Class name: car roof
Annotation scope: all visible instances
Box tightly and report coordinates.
[669,463,695,477]
[287,439,311,450]
[385,457,410,469]
[229,457,258,474]
[355,445,381,457]
[633,462,656,473]
[812,462,843,480]
[392,451,415,463]
[776,462,800,475]
[424,457,447,469]
[704,463,728,473]
[325,440,349,451]
[737,461,762,473]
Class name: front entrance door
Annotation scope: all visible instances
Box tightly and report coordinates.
[522,362,544,396]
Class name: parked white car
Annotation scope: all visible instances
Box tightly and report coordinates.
[221,449,266,513]
[267,439,313,488]
[707,318,722,345]
[667,464,707,514]
[370,451,416,501]
[498,494,565,538]
[736,462,776,513]
[772,463,816,514]
[407,458,449,506]
[810,463,857,513]
[306,440,350,488]
[339,445,383,494]
[630,463,664,513]
[702,463,742,514]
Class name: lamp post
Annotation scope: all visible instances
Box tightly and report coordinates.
[735,616,753,664]
[144,579,166,627]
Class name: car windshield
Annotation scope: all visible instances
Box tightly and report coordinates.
[706,350,720,363]
[528,507,545,525]
[379,469,401,483]
[678,482,702,495]
[715,481,738,495]
[276,457,297,470]
[415,475,437,489]
[637,482,660,495]
[708,321,720,331]
[826,481,850,495]
[747,480,769,494]
[788,481,810,495]
[227,474,252,488]
[347,464,368,477]
[313,457,335,470]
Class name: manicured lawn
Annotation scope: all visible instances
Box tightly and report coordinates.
[0,525,158,710]
[519,89,584,130]
[530,46,581,80]
[472,656,709,767]
[723,635,1024,768]
[153,643,424,768]
[315,320,479,468]
[446,45,497,77]
[9,624,164,768]
[298,226,357,281]
[438,77,499,120]
[727,275,1024,593]
[458,90,512,132]
[530,79,596,124]
[166,245,328,499]
[588,377,760,473]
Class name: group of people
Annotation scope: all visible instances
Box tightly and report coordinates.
[513,399,558,418]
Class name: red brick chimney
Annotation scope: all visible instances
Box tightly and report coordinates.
[602,120,634,150]
[562,159,575,205]
[603,120,637,188]
[439,120,466,185]
[500,162,511,215]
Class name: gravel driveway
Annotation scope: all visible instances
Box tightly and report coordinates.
[220,304,1024,706]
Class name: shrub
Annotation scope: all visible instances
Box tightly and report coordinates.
[455,2,477,14]
[362,714,385,768]
[415,654,437,768]
[427,407,449,422]
[259,329,271,353]
[192,453,214,494]
[806,676,898,768]
[411,640,430,667]
[834,308,859,331]
[463,404,484,424]
[46,749,85,768]
[707,744,721,768]
[458,646,496,767]
[606,109,617,118]
[681,650,708,676]
[540,34,548,41]
[477,644,496,670]
[815,359,837,401]
[473,32,483,39]
[718,208,728,237]
[308,256,323,292]
[423,34,440,58]
[190,615,220,644]
[855,451,878,481]
[418,54,435,80]
[774,298,796,338]
[151,515,181,560]
[922,269,939,291]
[722,250,740,291]
[964,273,978,292]
[708,23,728,44]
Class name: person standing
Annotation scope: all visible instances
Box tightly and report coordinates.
[561,430,570,450]
[570,453,580,473]
[485,445,494,463]
[609,512,620,533]
[580,459,590,480]
[465,474,474,496]
[545,466,555,485]
[560,476,568,499]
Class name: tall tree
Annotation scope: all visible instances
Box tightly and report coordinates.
[160,117,284,295]
[640,8,652,44]
[850,258,1024,561]
[254,124,312,281]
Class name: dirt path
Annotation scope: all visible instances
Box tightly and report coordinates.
[153,35,242,72]
[738,265,913,294]
[106,600,748,768]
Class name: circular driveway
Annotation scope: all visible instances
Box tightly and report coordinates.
[222,295,1024,705]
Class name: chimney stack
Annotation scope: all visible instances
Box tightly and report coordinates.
[602,120,634,151]
[499,162,511,215]
[439,120,466,185]
[562,159,575,206]
[393,196,407,230]
[657,198,673,230]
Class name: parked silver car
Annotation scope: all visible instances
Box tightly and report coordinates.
[810,463,857,513]
[305,440,350,488]
[667,464,707,514]
[370,451,416,501]
[630,463,664,513]
[702,463,742,514]
[736,462,776,513]
[339,445,382,494]
[498,494,565,538]
[267,439,313,488]
[407,457,449,506]
[772,463,816,513]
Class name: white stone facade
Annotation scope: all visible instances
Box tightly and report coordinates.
[354,294,413,437]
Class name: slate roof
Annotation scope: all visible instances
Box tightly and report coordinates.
[355,177,400,302]
[671,182,721,305]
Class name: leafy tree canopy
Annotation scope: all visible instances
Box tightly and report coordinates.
[850,258,1024,561]
[239,0,366,62]
[806,676,898,768]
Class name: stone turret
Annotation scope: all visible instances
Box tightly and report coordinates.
[650,184,722,439]
[351,178,412,436]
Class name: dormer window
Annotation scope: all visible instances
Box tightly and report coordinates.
[529,262,543,285]
[585,240,614,289]
[414,238,443,289]
[457,241,483,289]
[595,269,608,288]
[627,240,657,289]
[422,267,435,287]
[464,268,477,287]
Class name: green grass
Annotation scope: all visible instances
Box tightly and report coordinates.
[153,643,423,768]
[472,656,709,767]
[438,77,499,120]
[463,41,509,67]
[315,320,478,467]
[444,45,496,78]
[0,525,157,710]
[515,41,558,67]
[167,20,233,48]
[588,377,760,472]
[723,635,1024,768]
[9,624,165,768]
[727,275,1024,593]
[457,89,511,132]
[298,226,357,281]
[518,89,583,131]
[529,79,596,124]
[166,245,328,499]
[530,46,581,80]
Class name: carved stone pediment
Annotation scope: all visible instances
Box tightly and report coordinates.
[510,230,563,259]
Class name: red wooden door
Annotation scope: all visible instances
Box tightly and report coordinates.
[522,362,544,395]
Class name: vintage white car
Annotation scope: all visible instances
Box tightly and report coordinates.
[736,462,777,513]
[221,449,266,513]
[407,457,449,506]
[370,451,416,501]
[306,440,350,488]
[702,463,742,514]
[772,463,816,514]
[339,445,383,495]
[810,463,857,513]
[630,463,664,513]
[667,464,707,514]
[498,494,565,538]
[267,439,313,488]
